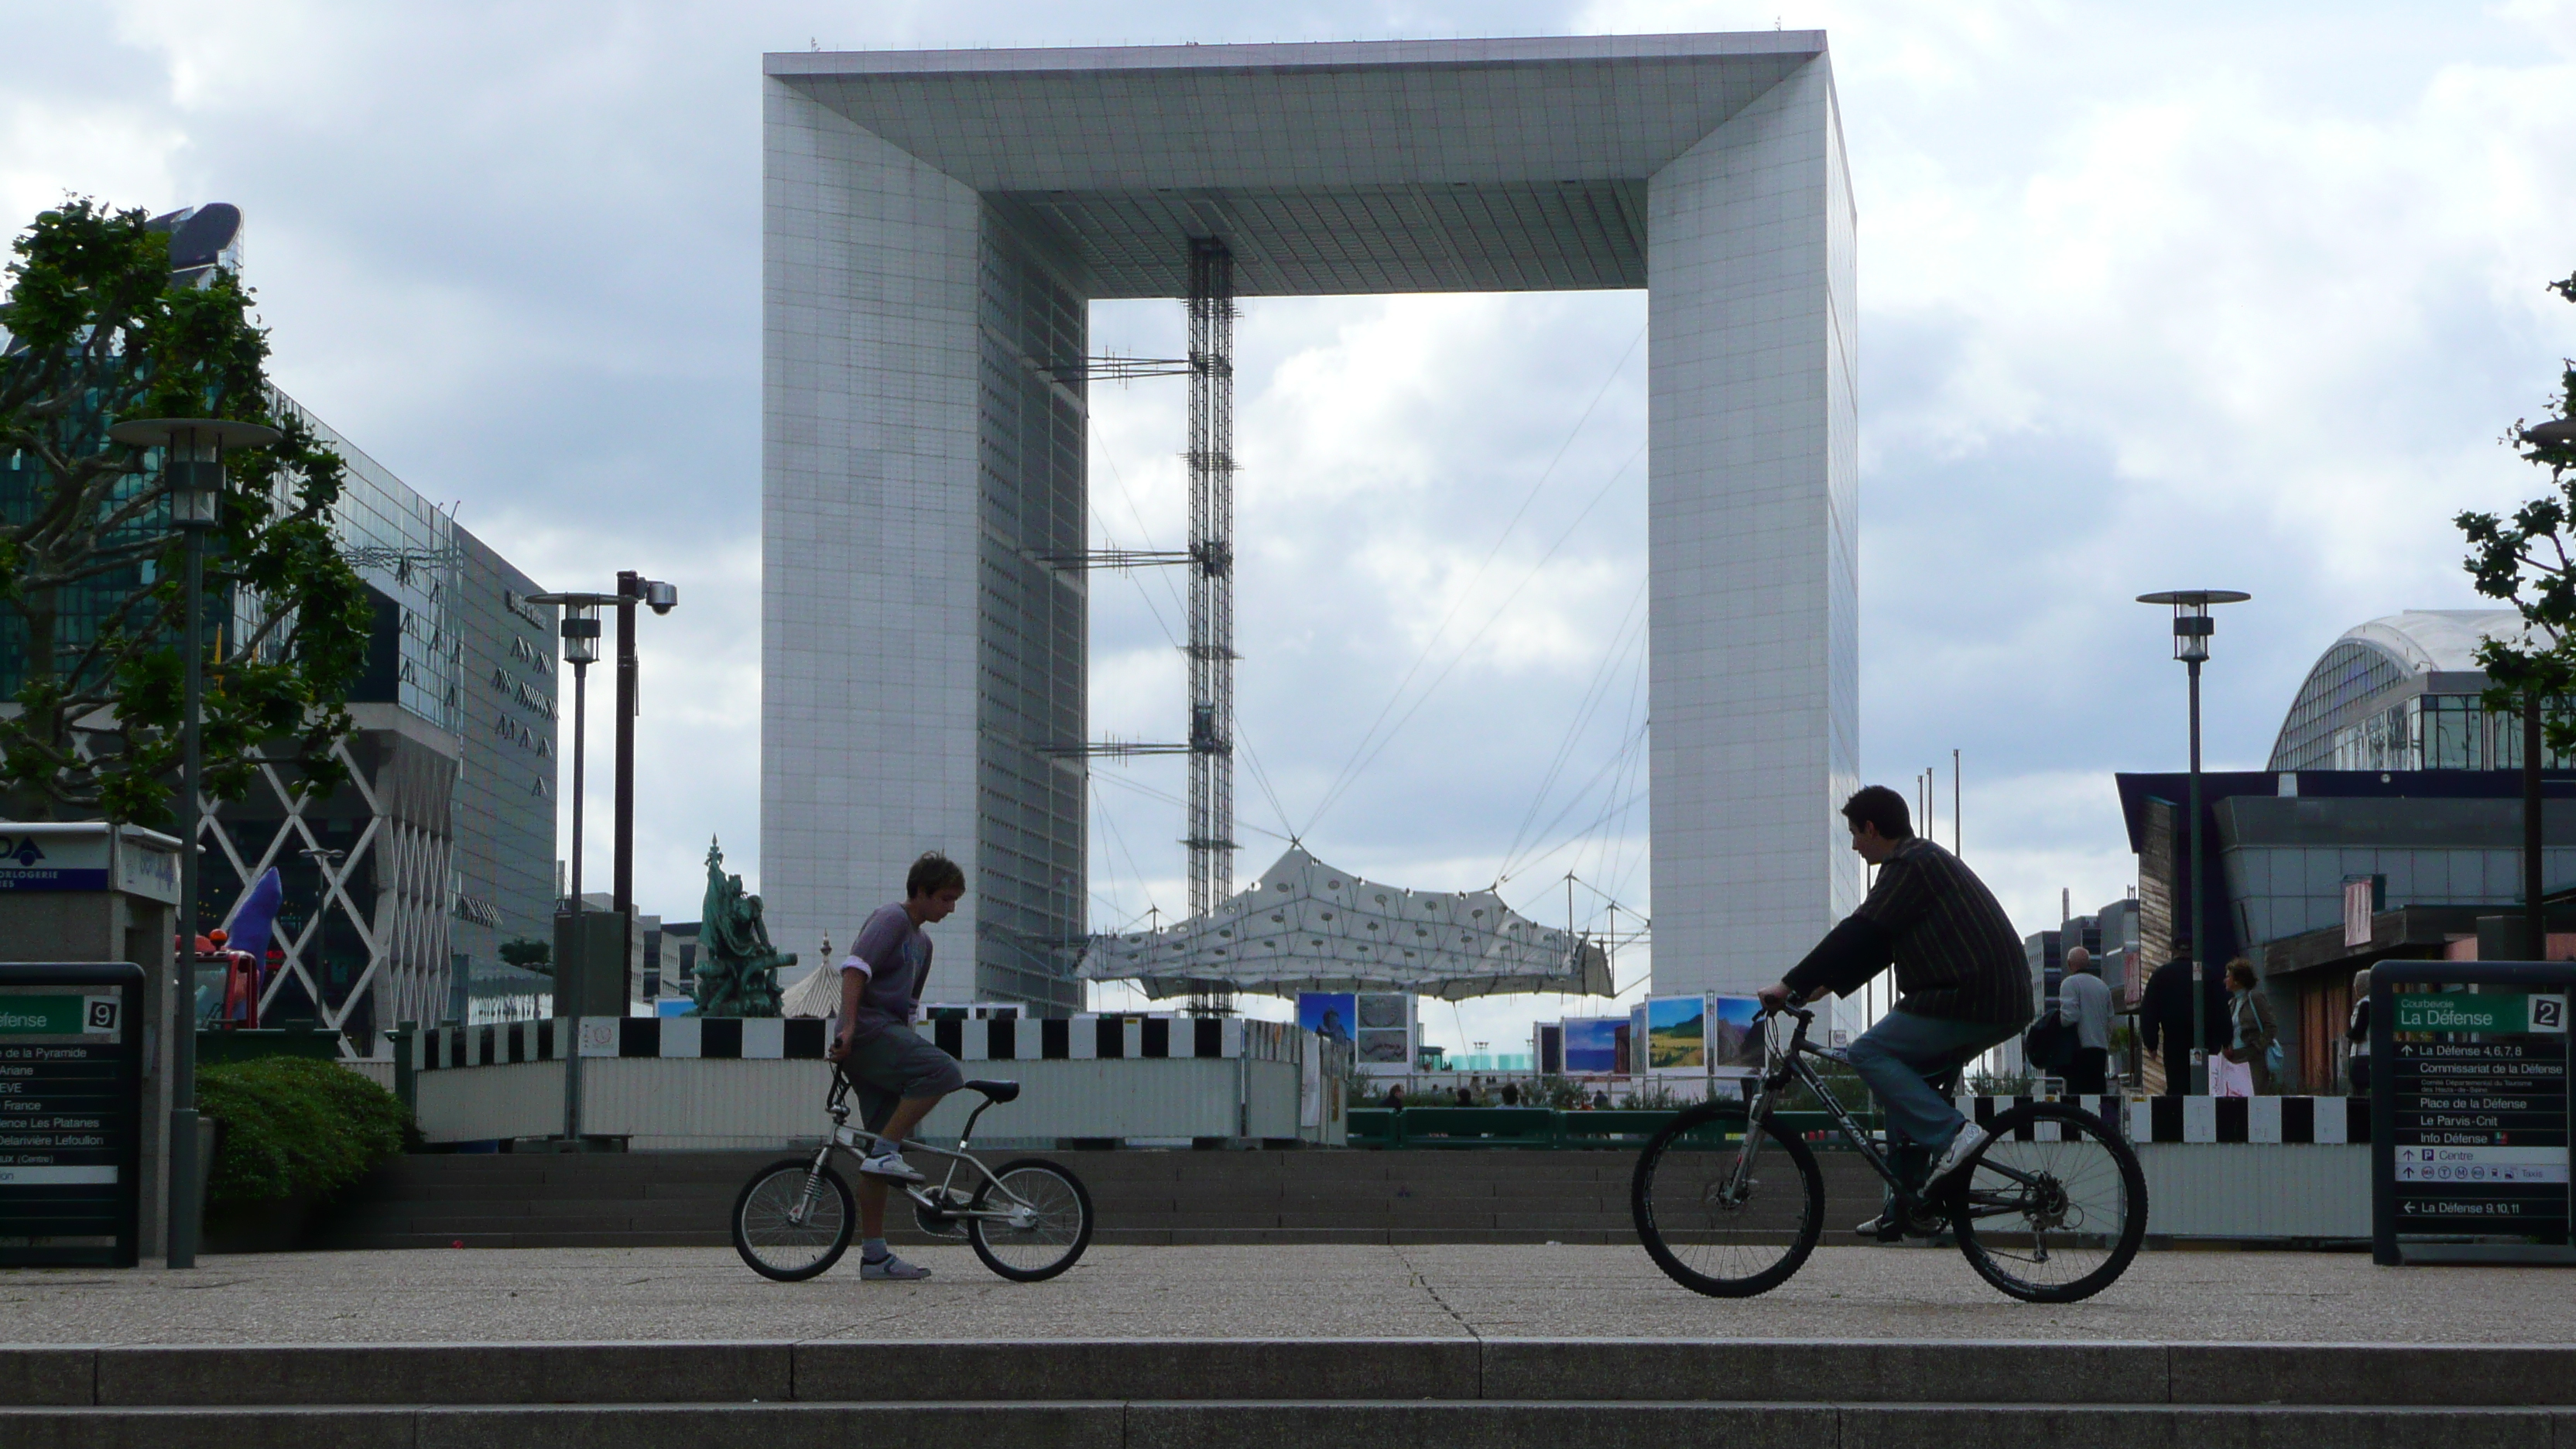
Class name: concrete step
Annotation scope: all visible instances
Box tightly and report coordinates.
[5,1400,2562,1448]
[6,1340,2572,1407]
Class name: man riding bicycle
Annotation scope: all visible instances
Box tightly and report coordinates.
[1757,785,2032,1238]
[827,850,970,1280]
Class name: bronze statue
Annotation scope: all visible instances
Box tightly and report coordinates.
[693,837,793,1016]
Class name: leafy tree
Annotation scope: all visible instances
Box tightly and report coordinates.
[497,937,552,975]
[0,199,371,824]
[2457,270,2576,745]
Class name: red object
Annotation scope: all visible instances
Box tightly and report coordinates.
[220,950,262,1029]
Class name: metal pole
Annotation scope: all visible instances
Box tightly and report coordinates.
[2527,690,2546,960]
[562,659,588,1143]
[614,571,639,917]
[2187,656,2207,1094]
[1952,748,1961,857]
[168,504,206,1269]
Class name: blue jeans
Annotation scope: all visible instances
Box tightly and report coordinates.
[1845,1009,2023,1155]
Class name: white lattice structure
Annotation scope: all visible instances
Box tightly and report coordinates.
[201,707,459,1053]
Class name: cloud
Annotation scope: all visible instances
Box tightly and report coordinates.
[12,3,2576,1049]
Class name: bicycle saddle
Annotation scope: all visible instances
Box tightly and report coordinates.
[964,1078,1021,1103]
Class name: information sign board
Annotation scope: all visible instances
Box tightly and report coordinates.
[0,963,146,1267]
[2373,962,2576,1266]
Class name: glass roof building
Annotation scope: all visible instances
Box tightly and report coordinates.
[2266,609,2574,773]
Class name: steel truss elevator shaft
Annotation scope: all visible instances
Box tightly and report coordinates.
[1184,238,1238,940]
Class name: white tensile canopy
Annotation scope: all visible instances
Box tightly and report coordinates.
[1077,847,1614,1002]
[779,963,839,1019]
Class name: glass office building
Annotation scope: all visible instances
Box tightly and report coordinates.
[0,203,556,1051]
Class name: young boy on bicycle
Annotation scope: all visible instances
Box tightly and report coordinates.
[1758,785,2032,1237]
[827,851,970,1280]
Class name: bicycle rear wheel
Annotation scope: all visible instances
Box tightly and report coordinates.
[1944,1102,2146,1303]
[1632,1105,1824,1297]
[732,1158,854,1282]
[968,1158,1094,1282]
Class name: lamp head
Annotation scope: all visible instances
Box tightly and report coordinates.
[527,591,606,666]
[2522,417,2576,450]
[2136,589,2251,664]
[560,601,601,665]
[106,417,283,531]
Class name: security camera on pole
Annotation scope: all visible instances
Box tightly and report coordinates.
[528,576,675,1147]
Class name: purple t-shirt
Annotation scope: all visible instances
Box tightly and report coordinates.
[840,902,931,1042]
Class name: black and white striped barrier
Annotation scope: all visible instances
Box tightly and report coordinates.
[1948,1095,2369,1145]
[409,1015,1300,1070]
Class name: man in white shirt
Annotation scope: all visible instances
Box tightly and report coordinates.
[2057,946,2115,1095]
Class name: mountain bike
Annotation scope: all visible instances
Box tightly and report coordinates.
[1632,1000,2146,1303]
[731,1074,1094,1283]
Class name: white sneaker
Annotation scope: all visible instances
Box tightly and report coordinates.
[862,1252,932,1280]
[856,1149,924,1184]
[1923,1124,1991,1194]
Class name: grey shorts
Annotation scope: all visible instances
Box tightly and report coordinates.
[836,1023,966,1132]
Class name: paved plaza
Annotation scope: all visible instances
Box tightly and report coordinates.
[5,1244,2569,1346]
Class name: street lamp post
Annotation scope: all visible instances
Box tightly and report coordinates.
[108,416,282,1269]
[529,593,601,1143]
[2137,589,2251,1095]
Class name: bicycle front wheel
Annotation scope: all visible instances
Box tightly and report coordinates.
[968,1158,1094,1282]
[1632,1105,1824,1297]
[732,1158,854,1282]
[1945,1102,2147,1303]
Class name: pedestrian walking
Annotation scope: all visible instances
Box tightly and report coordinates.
[2138,953,2230,1094]
[2057,946,2114,1095]
[2215,957,2280,1096]
[2346,968,2372,1094]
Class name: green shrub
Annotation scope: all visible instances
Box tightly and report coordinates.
[198,1056,407,1208]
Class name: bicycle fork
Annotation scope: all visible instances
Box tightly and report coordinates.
[788,1144,834,1228]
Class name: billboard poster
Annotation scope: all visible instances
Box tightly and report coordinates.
[1646,995,1708,1071]
[1564,1016,1622,1074]
[1354,992,1412,1070]
[1710,995,1766,1073]
[1297,992,1355,1045]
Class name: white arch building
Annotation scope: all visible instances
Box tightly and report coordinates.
[761,33,1861,1013]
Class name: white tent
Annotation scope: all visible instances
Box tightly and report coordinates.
[1077,847,1614,1001]
[779,962,839,1019]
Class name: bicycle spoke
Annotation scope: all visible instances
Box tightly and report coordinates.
[1950,1108,2144,1301]
[971,1164,1090,1278]
[1635,1118,1821,1296]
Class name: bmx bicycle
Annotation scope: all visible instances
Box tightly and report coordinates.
[731,1074,1094,1283]
[1632,1000,2146,1303]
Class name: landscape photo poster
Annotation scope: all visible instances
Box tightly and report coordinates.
[1297,992,1356,1044]
[1563,1016,1622,1074]
[1710,995,1766,1073]
[1353,992,1412,1067]
[1645,994,1708,1071]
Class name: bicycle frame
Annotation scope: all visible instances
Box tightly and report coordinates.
[1727,1005,2047,1228]
[787,1076,1047,1229]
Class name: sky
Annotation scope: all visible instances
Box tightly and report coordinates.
[8,2,2576,1055]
